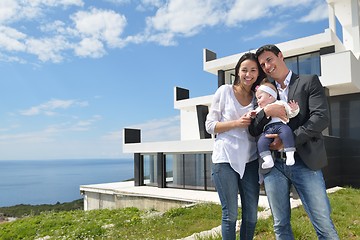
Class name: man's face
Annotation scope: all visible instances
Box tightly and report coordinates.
[257,50,285,81]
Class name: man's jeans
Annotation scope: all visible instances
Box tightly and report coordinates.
[263,158,339,240]
[212,160,260,240]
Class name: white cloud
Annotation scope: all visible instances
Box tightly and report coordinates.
[0,0,328,63]
[0,0,19,23]
[25,36,71,62]
[0,52,26,63]
[102,115,180,143]
[104,0,131,6]
[100,115,180,158]
[225,0,269,26]
[41,115,102,134]
[75,37,106,58]
[0,26,27,51]
[136,0,164,11]
[29,0,84,7]
[127,115,180,142]
[0,131,55,144]
[243,22,288,41]
[74,115,102,128]
[71,8,127,47]
[298,2,328,22]
[146,0,222,37]
[19,99,88,116]
[0,0,84,23]
[40,20,67,33]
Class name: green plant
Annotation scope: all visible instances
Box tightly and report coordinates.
[0,188,358,239]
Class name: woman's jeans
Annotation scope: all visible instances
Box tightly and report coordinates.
[212,160,260,240]
[264,158,339,240]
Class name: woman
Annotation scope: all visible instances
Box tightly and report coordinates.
[205,52,264,240]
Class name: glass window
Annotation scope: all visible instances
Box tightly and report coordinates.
[298,52,320,75]
[165,153,214,190]
[205,153,215,190]
[165,154,173,184]
[285,56,298,74]
[183,154,205,190]
[330,101,340,137]
[328,93,360,140]
[166,154,184,188]
[143,154,157,186]
[285,52,321,76]
[349,100,360,140]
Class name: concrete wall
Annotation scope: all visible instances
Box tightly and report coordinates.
[83,192,117,211]
[83,191,194,212]
[115,195,194,211]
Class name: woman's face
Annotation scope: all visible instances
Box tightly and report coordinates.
[238,59,259,88]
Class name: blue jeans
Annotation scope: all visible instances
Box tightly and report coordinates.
[258,123,295,155]
[263,158,339,240]
[212,160,260,240]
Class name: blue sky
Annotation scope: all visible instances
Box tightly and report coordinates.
[0,0,329,160]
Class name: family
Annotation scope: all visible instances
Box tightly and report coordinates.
[205,44,339,240]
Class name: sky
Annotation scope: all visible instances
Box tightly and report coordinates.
[0,0,329,160]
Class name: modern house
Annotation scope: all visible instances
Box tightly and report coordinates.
[80,0,360,210]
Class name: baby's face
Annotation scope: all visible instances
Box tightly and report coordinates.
[256,90,274,108]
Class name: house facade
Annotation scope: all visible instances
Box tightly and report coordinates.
[123,0,360,191]
[81,0,360,210]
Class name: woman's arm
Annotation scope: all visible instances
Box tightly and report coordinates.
[206,86,252,135]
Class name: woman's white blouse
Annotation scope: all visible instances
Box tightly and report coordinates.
[205,84,257,178]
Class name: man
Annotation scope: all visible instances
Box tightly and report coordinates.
[249,44,339,239]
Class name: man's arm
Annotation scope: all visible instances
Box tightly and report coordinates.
[293,75,329,145]
[248,103,287,136]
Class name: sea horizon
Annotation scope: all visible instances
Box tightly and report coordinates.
[0,158,134,207]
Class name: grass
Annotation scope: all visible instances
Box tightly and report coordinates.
[0,203,223,240]
[251,187,360,240]
[0,199,83,218]
[0,188,359,239]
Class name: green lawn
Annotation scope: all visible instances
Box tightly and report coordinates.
[0,187,359,240]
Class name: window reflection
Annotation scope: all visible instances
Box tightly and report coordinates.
[285,51,320,76]
[143,154,157,186]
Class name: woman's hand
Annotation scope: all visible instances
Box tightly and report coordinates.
[237,112,252,128]
[214,113,252,133]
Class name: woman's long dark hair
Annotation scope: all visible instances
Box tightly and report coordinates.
[233,52,265,91]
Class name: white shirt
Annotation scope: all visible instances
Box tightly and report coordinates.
[205,84,257,178]
[276,70,292,102]
[255,99,300,126]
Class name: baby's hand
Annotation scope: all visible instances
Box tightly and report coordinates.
[288,100,299,111]
[246,110,257,118]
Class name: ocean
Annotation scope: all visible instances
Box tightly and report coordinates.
[0,159,133,207]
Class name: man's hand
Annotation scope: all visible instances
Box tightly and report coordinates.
[266,134,284,150]
[264,103,288,122]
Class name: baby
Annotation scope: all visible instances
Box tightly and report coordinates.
[251,79,299,169]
